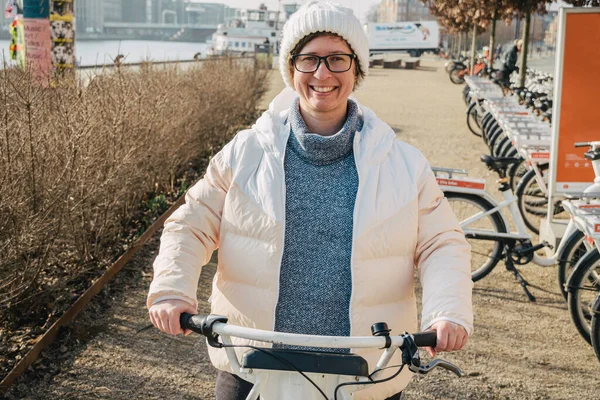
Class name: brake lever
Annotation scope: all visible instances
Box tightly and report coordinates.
[408,358,464,377]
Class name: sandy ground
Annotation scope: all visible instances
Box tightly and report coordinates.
[5,57,599,400]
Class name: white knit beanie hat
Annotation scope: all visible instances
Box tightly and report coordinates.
[279,1,369,90]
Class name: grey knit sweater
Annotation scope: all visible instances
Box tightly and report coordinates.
[273,98,363,353]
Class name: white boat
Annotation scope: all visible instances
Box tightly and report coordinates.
[207,4,300,56]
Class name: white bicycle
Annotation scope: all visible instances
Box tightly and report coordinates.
[180,313,462,400]
[434,159,563,302]
[435,142,600,302]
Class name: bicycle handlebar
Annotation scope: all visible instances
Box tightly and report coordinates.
[575,141,600,148]
[180,313,437,349]
[411,331,437,347]
[180,313,463,379]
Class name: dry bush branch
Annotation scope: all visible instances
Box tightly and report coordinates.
[0,58,269,326]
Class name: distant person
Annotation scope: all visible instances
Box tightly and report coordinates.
[500,39,522,87]
[495,43,503,59]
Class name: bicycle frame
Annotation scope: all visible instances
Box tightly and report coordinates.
[437,178,561,267]
[562,200,600,253]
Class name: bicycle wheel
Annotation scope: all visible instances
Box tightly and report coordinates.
[567,248,600,344]
[449,68,466,84]
[556,229,588,301]
[492,135,511,157]
[487,127,505,153]
[445,192,507,281]
[507,158,527,193]
[591,294,600,363]
[466,102,482,137]
[498,141,516,158]
[481,112,494,136]
[515,165,549,235]
[462,85,471,104]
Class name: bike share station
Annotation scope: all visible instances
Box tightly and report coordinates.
[434,7,600,305]
[541,8,600,256]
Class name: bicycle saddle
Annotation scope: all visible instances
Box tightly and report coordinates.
[480,154,521,170]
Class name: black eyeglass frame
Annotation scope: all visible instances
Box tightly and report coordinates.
[291,53,357,73]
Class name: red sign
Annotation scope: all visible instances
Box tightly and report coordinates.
[552,10,599,194]
[23,18,52,85]
[530,152,550,159]
[579,204,600,209]
[436,178,485,190]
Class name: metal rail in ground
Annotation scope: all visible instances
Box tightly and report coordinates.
[0,194,187,395]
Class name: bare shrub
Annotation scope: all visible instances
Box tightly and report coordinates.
[0,58,268,322]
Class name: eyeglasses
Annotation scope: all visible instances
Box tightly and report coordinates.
[291,53,356,73]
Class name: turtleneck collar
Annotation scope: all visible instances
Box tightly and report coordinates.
[287,98,363,166]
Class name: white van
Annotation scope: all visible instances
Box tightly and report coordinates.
[366,21,440,57]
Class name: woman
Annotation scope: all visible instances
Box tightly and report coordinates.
[148,2,473,399]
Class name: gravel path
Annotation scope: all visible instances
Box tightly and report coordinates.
[5,57,599,400]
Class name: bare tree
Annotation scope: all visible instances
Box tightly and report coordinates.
[420,0,492,72]
[366,2,380,23]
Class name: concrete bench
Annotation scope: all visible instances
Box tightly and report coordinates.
[383,59,402,69]
[404,58,421,69]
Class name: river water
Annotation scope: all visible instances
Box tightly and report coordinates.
[0,39,209,67]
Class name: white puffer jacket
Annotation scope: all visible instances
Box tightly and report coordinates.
[148,88,473,399]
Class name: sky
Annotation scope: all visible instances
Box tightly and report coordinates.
[190,0,382,22]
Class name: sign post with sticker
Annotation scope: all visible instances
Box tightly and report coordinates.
[543,7,600,246]
[50,0,75,76]
[22,0,52,85]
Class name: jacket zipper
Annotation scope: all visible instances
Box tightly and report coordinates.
[272,122,290,337]
[349,131,362,339]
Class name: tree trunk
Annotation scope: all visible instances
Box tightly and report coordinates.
[519,8,532,87]
[470,24,477,75]
[457,32,463,58]
[489,7,498,71]
[453,34,458,57]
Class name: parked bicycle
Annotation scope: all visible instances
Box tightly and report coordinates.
[462,74,559,235]
[449,55,488,85]
[591,294,600,363]
[179,313,462,400]
[434,161,558,302]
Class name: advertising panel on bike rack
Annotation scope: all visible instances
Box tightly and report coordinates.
[549,8,599,200]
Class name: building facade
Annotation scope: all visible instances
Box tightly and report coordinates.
[185,2,236,26]
[377,0,433,23]
[76,0,104,33]
[103,0,121,23]
[122,0,146,23]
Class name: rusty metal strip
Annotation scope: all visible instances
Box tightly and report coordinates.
[0,194,186,394]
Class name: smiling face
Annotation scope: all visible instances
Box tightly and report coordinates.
[291,34,357,118]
